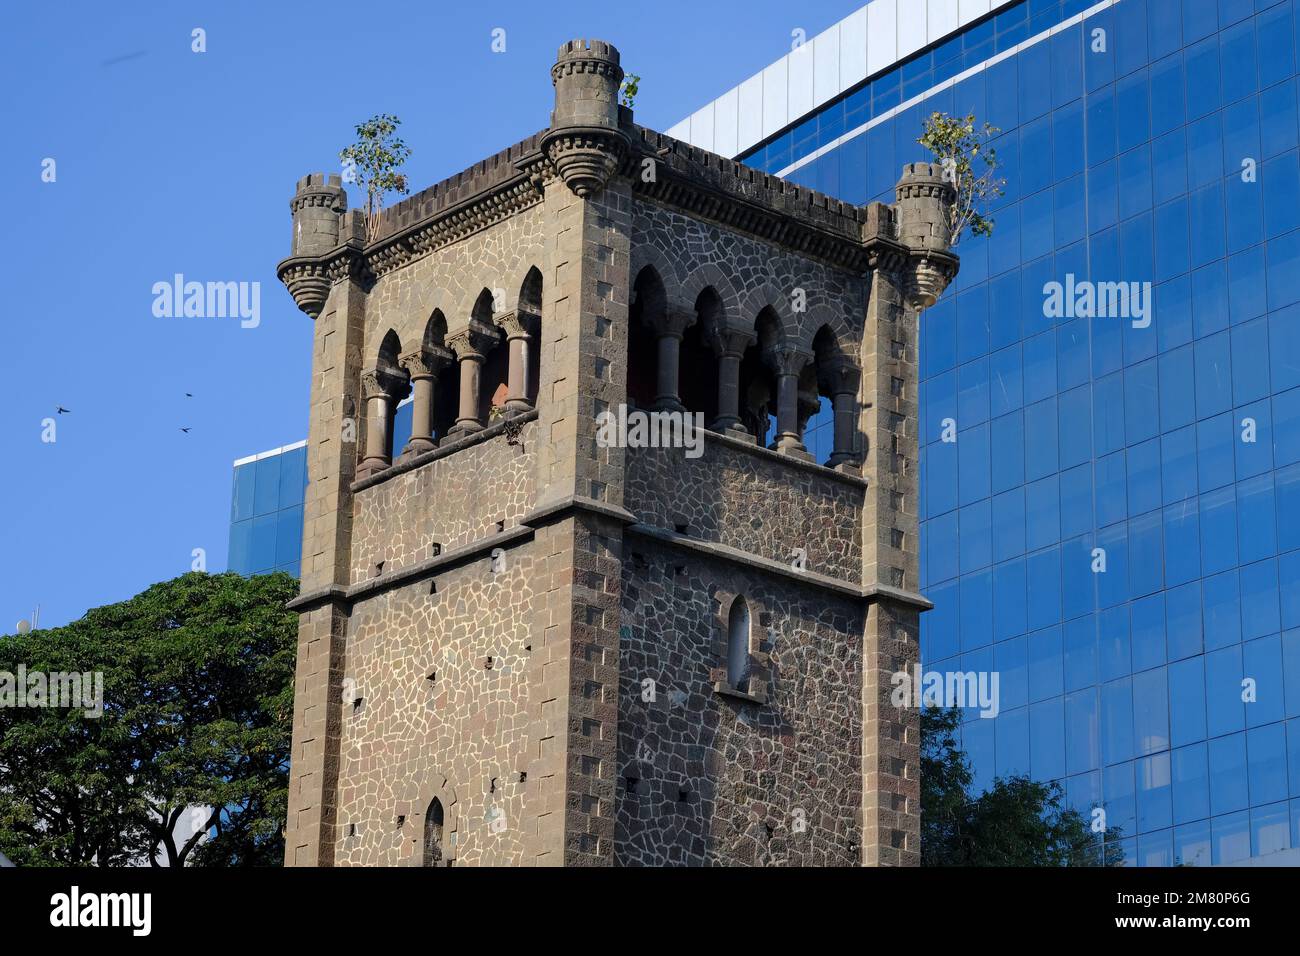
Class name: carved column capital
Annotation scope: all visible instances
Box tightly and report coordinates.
[649,307,696,339]
[820,356,861,396]
[399,345,454,380]
[763,344,813,378]
[497,309,540,341]
[447,320,500,361]
[361,366,408,400]
[708,325,755,359]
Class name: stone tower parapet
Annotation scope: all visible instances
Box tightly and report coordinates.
[276,38,956,868]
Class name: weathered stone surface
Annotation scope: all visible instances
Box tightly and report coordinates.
[278,38,955,867]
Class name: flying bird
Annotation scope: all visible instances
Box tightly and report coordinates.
[55,406,70,414]
[180,427,192,434]
[185,393,193,398]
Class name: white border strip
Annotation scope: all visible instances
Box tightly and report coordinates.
[774,0,1114,179]
[233,439,307,468]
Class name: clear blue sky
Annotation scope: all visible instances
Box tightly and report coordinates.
[0,0,858,629]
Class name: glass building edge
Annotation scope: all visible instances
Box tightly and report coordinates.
[668,0,1033,157]
[684,0,1300,867]
[226,404,414,578]
[227,439,309,578]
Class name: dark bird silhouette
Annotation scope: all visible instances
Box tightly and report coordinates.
[180,427,192,434]
[100,50,147,68]
[185,393,193,398]
[55,406,70,414]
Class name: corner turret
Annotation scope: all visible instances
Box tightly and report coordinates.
[894,161,959,308]
[279,173,350,318]
[541,39,630,197]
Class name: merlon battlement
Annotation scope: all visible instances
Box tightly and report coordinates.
[374,131,548,242]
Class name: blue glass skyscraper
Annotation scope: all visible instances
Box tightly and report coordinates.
[228,403,413,577]
[671,0,1300,865]
[228,441,309,578]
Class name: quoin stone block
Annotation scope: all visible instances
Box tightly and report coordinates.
[276,38,956,866]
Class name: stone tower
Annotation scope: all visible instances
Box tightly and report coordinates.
[277,38,956,867]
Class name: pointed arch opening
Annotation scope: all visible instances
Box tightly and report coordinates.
[801,326,840,463]
[376,329,408,460]
[726,596,751,690]
[420,309,457,443]
[628,266,666,408]
[422,797,445,867]
[470,288,508,422]
[518,266,544,407]
[680,286,721,422]
[738,307,782,445]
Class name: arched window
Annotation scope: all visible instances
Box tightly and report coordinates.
[738,307,783,445]
[628,266,666,408]
[727,597,751,689]
[803,326,840,463]
[680,287,721,421]
[423,797,445,866]
[519,266,544,407]
[377,329,406,460]
[420,310,458,443]
[471,289,508,420]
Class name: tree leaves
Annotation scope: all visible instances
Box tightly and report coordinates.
[921,706,1124,866]
[339,113,413,243]
[0,572,298,866]
[918,112,1007,246]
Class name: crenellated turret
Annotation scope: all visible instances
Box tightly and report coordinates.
[278,173,350,318]
[540,39,630,197]
[894,161,959,309]
[290,173,347,257]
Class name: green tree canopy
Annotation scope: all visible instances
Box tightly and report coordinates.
[0,571,297,866]
[922,705,1124,866]
[339,113,412,242]
[917,111,1005,244]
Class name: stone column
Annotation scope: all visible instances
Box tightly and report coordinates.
[357,367,406,479]
[709,327,754,436]
[447,322,498,437]
[825,359,863,470]
[398,345,453,458]
[651,309,694,412]
[766,345,812,457]
[797,387,820,439]
[499,309,539,414]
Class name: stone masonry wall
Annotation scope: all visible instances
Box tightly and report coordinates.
[616,537,863,866]
[624,438,863,583]
[632,197,864,352]
[350,424,536,584]
[333,534,547,866]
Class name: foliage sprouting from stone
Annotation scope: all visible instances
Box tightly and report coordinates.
[917,112,1004,245]
[340,113,413,243]
[620,73,640,108]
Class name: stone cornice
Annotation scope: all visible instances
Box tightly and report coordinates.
[278,122,929,294]
[520,495,637,529]
[626,127,906,274]
[626,523,932,609]
[286,526,536,611]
